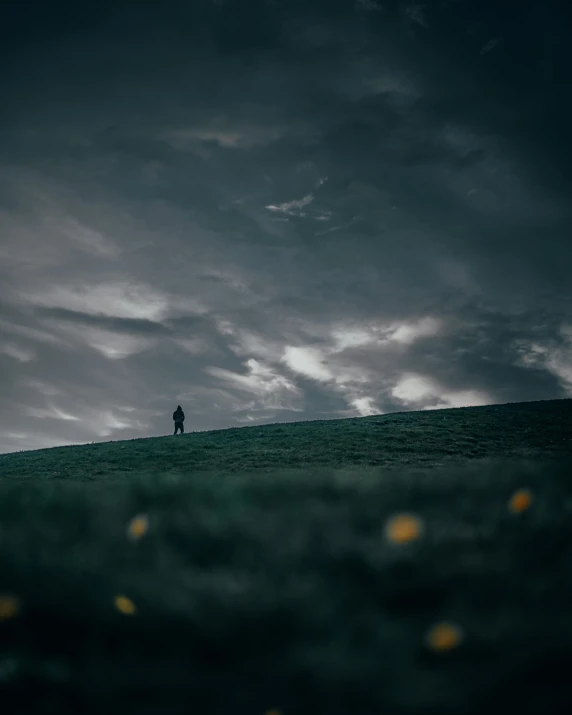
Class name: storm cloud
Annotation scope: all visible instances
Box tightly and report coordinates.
[1,0,571,453]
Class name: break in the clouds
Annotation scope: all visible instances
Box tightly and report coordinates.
[1,0,571,453]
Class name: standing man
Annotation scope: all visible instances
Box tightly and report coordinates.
[173,405,185,435]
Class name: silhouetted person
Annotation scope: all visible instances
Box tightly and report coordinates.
[173,405,185,435]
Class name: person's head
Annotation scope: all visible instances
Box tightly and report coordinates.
[177,405,181,410]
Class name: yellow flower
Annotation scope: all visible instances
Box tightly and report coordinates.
[0,595,20,621]
[426,622,463,652]
[385,513,423,544]
[509,489,533,513]
[114,595,137,615]
[127,514,149,540]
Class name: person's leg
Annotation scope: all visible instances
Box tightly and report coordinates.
[180,423,185,434]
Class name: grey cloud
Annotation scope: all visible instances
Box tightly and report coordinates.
[33,308,173,337]
[1,0,571,452]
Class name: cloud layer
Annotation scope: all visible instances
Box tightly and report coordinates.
[1,0,571,453]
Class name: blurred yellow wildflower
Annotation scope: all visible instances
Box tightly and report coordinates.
[0,595,20,621]
[127,514,149,540]
[509,489,533,513]
[426,622,463,652]
[385,513,424,544]
[114,595,137,615]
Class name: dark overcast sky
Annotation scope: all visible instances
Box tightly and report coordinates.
[1,0,571,453]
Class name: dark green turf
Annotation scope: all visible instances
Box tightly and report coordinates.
[1,399,572,714]
[2,398,572,482]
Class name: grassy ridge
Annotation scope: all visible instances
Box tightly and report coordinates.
[1,399,572,714]
[2,398,572,480]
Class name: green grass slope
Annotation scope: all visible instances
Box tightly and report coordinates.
[1,398,572,714]
[2,398,572,481]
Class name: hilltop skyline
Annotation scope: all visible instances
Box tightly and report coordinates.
[1,0,571,453]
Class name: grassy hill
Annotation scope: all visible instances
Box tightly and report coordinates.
[1,398,572,714]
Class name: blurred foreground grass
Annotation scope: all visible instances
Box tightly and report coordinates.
[1,399,572,714]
